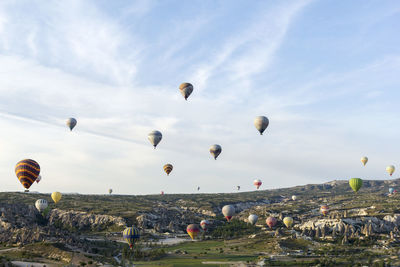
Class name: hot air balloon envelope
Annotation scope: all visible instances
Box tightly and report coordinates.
[222,205,235,221]
[15,159,40,190]
[349,178,363,193]
[35,199,48,212]
[187,224,200,240]
[254,116,269,135]
[123,227,140,248]
[51,192,62,204]
[248,214,258,225]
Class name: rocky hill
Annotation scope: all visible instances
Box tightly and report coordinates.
[1,178,400,265]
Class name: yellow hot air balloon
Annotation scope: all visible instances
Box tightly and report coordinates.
[51,192,62,204]
[360,157,368,166]
[186,224,200,240]
[387,165,395,176]
[283,217,293,228]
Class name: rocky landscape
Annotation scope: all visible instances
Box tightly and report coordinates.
[1,178,400,266]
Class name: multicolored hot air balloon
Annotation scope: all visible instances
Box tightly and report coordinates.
[163,164,173,176]
[320,205,329,216]
[292,195,297,201]
[266,217,277,229]
[389,188,395,194]
[66,118,77,131]
[35,199,48,212]
[387,165,395,176]
[161,191,164,195]
[248,214,258,225]
[361,157,368,166]
[222,205,235,221]
[253,179,262,189]
[349,178,363,193]
[36,175,42,184]
[51,192,62,204]
[148,130,162,149]
[283,217,294,228]
[254,116,269,135]
[179,83,193,101]
[15,159,40,190]
[200,220,210,231]
[123,226,140,248]
[210,144,222,160]
[187,224,200,240]
[109,188,113,195]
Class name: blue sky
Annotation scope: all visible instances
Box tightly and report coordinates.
[0,0,399,194]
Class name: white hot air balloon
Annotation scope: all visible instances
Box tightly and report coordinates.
[387,165,395,176]
[254,116,269,135]
[200,220,210,231]
[148,130,162,149]
[66,118,77,131]
[35,199,48,212]
[222,205,235,221]
[248,214,258,225]
[292,195,297,201]
[210,144,222,160]
[36,175,42,184]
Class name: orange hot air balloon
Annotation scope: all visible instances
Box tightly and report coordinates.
[320,205,329,216]
[186,224,200,240]
[163,164,173,176]
[15,159,40,190]
[266,217,277,229]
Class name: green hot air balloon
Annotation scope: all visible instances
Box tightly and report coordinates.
[349,178,363,193]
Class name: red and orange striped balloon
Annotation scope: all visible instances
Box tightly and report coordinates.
[15,159,40,189]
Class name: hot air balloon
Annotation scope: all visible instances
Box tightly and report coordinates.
[320,205,329,216]
[161,191,164,195]
[51,192,62,204]
[36,175,42,184]
[66,118,77,131]
[209,144,222,160]
[35,199,48,212]
[248,214,258,225]
[292,195,297,201]
[389,188,395,194]
[109,188,113,195]
[254,116,269,135]
[200,220,210,231]
[222,205,235,221]
[179,83,193,101]
[187,224,200,240]
[349,178,363,193]
[253,179,262,189]
[15,159,40,190]
[237,186,240,191]
[283,217,293,228]
[148,130,162,149]
[361,157,368,166]
[197,186,200,191]
[266,217,277,229]
[123,226,140,249]
[163,164,173,176]
[387,165,395,176]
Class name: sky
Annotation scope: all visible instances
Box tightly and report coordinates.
[0,0,399,194]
